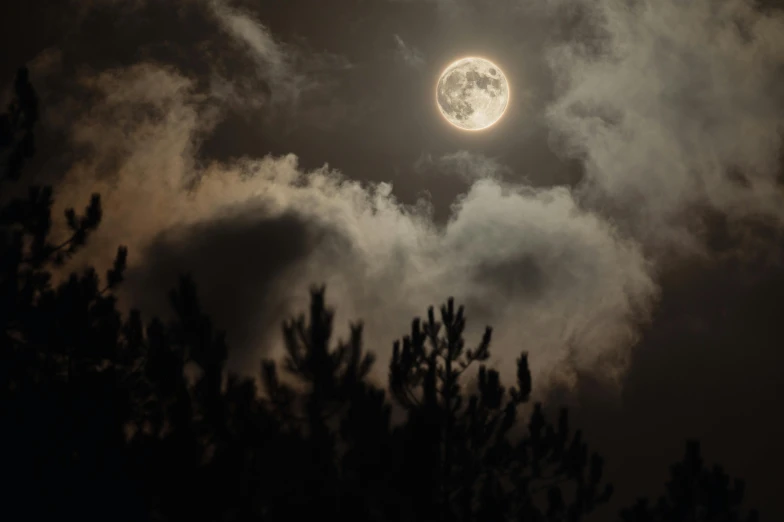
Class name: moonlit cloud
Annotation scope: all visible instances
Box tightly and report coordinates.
[42,61,656,389]
[25,0,783,395]
[414,150,512,182]
[208,0,352,113]
[208,0,298,106]
[393,34,426,69]
[546,0,784,252]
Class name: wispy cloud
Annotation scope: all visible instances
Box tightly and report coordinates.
[393,34,426,69]
[208,0,351,113]
[546,0,784,253]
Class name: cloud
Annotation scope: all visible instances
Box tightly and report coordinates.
[414,150,513,182]
[43,61,656,390]
[208,0,297,107]
[31,0,784,395]
[387,0,468,16]
[393,34,426,69]
[208,0,352,112]
[546,0,784,253]
[126,209,336,373]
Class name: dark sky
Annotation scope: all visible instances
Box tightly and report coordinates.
[3,0,784,518]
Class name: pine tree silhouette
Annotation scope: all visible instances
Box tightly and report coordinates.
[1,66,38,182]
[620,440,759,522]
[387,298,613,521]
[259,285,380,520]
[0,67,137,522]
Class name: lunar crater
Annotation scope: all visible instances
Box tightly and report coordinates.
[436,57,509,131]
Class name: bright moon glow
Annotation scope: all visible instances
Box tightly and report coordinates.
[436,57,510,131]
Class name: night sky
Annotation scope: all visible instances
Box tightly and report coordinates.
[2,0,783,519]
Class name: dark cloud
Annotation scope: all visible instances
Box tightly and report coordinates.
[125,209,338,373]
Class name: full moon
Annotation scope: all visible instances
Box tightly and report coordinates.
[436,57,510,131]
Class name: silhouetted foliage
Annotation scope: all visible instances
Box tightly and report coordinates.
[620,440,759,522]
[0,67,136,522]
[0,67,38,182]
[386,299,612,522]
[0,67,763,522]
